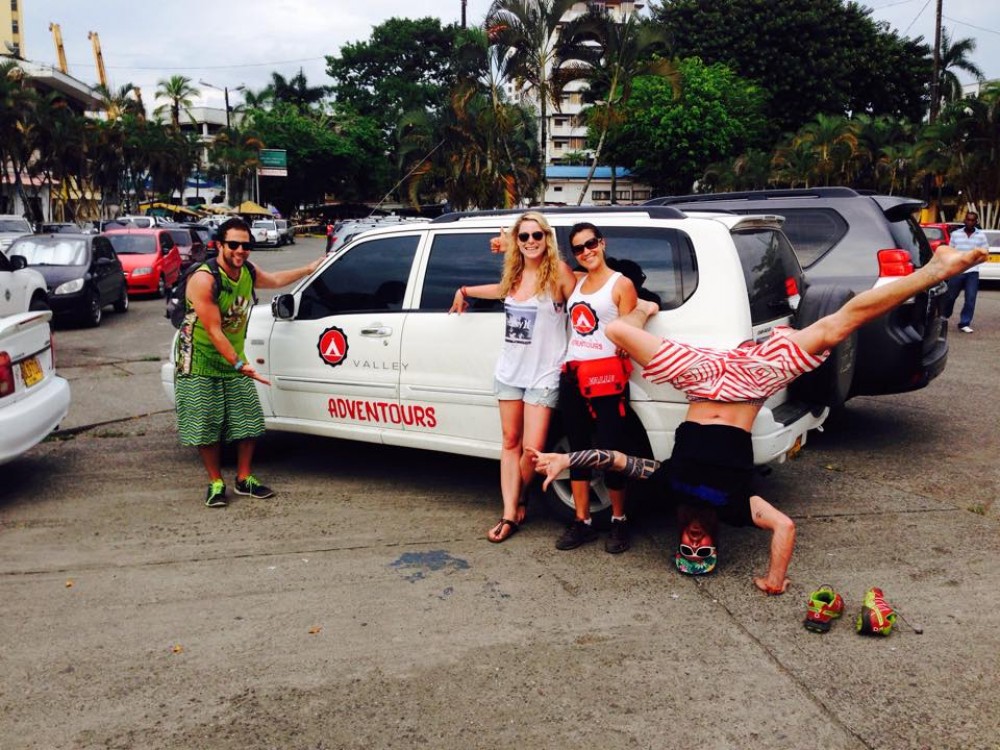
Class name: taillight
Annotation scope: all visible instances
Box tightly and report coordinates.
[877,249,914,277]
[0,352,14,398]
[784,277,799,297]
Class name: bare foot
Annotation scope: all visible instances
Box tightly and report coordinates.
[928,245,988,280]
[754,576,790,595]
[635,298,659,319]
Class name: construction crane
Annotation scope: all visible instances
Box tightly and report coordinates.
[49,23,68,74]
[87,31,108,89]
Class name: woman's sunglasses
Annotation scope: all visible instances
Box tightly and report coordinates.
[517,230,545,242]
[223,240,253,250]
[570,236,601,255]
[678,544,716,558]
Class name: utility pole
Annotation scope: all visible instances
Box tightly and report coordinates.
[929,0,943,124]
[461,0,467,28]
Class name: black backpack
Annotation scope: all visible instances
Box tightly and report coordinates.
[165,259,257,328]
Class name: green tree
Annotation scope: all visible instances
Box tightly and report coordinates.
[793,113,859,186]
[936,28,985,106]
[326,18,481,135]
[556,7,678,203]
[253,69,328,113]
[610,58,767,194]
[652,0,931,135]
[153,75,200,130]
[486,0,579,198]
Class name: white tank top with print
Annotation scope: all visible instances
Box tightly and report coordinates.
[494,293,568,389]
[566,271,622,363]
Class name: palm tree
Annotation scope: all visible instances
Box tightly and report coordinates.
[154,75,200,130]
[94,82,144,121]
[0,60,37,218]
[793,114,858,186]
[486,0,578,199]
[936,29,985,107]
[556,7,678,203]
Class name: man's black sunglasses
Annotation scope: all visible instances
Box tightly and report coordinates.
[570,236,601,255]
[223,240,253,250]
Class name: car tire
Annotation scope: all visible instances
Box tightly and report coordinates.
[790,284,857,409]
[536,414,653,527]
[156,274,167,299]
[114,284,129,313]
[86,291,103,328]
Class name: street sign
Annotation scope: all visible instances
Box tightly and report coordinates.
[258,149,288,177]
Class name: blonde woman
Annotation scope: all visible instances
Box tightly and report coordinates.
[450,212,577,542]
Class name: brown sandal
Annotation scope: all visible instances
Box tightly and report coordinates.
[488,518,519,543]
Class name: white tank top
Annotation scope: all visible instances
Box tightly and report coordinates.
[494,293,568,389]
[566,271,622,362]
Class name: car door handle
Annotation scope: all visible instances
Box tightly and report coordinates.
[361,325,392,336]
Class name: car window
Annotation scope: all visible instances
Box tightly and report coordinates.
[0,218,33,233]
[888,217,932,266]
[984,230,1000,247]
[762,208,849,268]
[922,226,944,241]
[10,238,88,266]
[732,229,801,326]
[160,232,174,250]
[93,237,115,260]
[0,250,12,272]
[106,234,156,254]
[556,226,697,310]
[419,232,505,312]
[298,235,419,319]
[169,230,191,245]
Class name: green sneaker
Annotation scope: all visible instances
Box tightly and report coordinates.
[234,475,275,499]
[855,587,897,636]
[205,479,228,508]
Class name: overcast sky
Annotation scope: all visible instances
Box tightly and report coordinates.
[19,0,1000,111]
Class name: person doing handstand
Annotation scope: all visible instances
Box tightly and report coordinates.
[530,244,987,595]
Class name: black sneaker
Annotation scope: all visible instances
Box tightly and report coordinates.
[205,479,228,508]
[605,518,630,554]
[234,475,275,499]
[555,520,598,550]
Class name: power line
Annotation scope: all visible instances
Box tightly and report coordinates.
[903,0,932,35]
[943,14,1000,37]
[64,56,329,71]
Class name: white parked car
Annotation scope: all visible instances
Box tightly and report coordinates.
[0,248,49,315]
[980,229,1000,282]
[0,309,71,465]
[0,214,34,253]
[164,208,842,521]
[274,219,294,246]
[251,219,280,247]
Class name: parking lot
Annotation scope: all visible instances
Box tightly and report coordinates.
[1,236,998,749]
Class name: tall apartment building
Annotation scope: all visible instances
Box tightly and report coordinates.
[1,0,25,57]
[505,1,645,166]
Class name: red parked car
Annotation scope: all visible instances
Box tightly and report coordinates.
[920,222,963,251]
[103,228,182,297]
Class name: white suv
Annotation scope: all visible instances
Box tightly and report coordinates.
[251,219,280,247]
[0,248,49,316]
[163,208,838,520]
[0,215,34,253]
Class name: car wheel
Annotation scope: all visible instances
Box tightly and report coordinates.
[791,284,858,409]
[86,291,103,327]
[156,274,167,299]
[114,284,129,313]
[28,295,50,313]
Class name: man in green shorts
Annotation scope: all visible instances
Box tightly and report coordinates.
[175,217,322,507]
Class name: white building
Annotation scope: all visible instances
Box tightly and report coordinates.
[545,165,651,205]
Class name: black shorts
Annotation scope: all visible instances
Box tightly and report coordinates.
[666,421,755,527]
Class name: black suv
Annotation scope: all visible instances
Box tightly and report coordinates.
[645,188,946,405]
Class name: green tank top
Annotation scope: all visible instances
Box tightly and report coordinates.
[175,263,255,377]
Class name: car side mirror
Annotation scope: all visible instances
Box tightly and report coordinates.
[9,254,27,270]
[95,257,112,266]
[272,293,295,320]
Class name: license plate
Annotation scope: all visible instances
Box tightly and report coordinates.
[987,254,1000,263]
[20,356,43,387]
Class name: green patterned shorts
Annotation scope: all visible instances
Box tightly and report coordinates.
[174,373,265,446]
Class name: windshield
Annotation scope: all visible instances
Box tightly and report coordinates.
[252,220,275,229]
[0,218,32,233]
[12,238,88,266]
[107,234,156,255]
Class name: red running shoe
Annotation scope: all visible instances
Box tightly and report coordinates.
[804,585,845,633]
[855,587,897,636]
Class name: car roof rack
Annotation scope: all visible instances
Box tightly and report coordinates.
[431,205,686,223]
[645,187,862,205]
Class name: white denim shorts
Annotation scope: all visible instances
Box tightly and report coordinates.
[494,378,559,408]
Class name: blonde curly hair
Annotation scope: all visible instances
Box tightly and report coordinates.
[498,212,562,299]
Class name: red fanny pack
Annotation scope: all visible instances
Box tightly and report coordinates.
[568,355,633,398]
